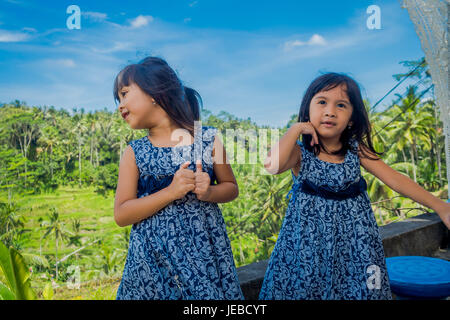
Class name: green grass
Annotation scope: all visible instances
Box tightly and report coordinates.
[19,186,118,247]
[1,186,127,299]
[2,183,446,299]
[51,276,121,300]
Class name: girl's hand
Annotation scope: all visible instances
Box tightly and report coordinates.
[168,161,195,200]
[297,122,319,146]
[193,160,211,201]
[436,202,450,230]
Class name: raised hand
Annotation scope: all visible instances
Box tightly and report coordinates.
[193,160,211,201]
[298,121,319,146]
[168,161,195,200]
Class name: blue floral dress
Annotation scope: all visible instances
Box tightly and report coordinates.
[259,139,392,300]
[116,125,244,300]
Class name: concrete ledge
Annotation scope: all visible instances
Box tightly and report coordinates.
[236,212,449,300]
[236,260,268,300]
[380,212,448,257]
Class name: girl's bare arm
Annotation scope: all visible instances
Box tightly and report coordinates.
[197,135,238,203]
[264,122,318,175]
[113,146,178,227]
[359,146,450,229]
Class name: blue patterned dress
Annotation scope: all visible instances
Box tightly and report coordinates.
[259,138,392,300]
[116,126,244,300]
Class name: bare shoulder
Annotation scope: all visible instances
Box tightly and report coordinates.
[210,132,237,184]
[357,144,381,164]
[121,145,137,166]
[211,131,227,164]
[115,145,139,206]
[357,143,394,179]
[357,143,405,190]
[117,145,139,183]
[358,144,380,169]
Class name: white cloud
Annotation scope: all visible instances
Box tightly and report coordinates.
[285,39,306,47]
[21,27,37,33]
[4,0,25,5]
[40,59,76,68]
[184,17,192,23]
[284,34,327,50]
[308,34,327,46]
[57,59,76,68]
[0,29,29,42]
[82,11,108,22]
[129,15,154,28]
[92,41,134,54]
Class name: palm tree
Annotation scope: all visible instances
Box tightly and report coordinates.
[382,86,433,182]
[71,115,88,188]
[0,147,25,205]
[253,171,292,235]
[42,207,71,280]
[0,203,50,274]
[421,100,444,187]
[0,202,25,249]
[38,125,59,180]
[366,83,443,221]
[7,106,41,188]
[393,57,430,84]
[67,219,82,246]
[91,243,122,278]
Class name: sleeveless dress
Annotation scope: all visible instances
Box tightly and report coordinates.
[259,138,392,300]
[116,125,244,300]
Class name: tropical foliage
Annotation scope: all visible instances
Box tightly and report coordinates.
[0,58,447,299]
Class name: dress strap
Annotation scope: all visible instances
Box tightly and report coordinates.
[192,126,218,184]
[198,126,217,166]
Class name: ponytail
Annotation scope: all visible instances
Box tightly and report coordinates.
[183,86,201,121]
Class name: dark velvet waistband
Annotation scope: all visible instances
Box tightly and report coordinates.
[287,177,367,200]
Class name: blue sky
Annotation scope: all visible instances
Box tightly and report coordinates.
[0,0,426,127]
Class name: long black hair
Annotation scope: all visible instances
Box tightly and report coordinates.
[298,72,383,160]
[113,56,201,136]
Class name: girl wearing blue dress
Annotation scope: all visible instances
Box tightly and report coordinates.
[259,73,450,300]
[113,56,244,300]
